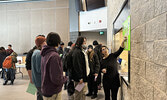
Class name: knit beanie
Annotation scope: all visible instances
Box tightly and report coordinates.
[93,40,99,46]
[35,36,46,47]
[88,45,93,49]
[68,41,73,46]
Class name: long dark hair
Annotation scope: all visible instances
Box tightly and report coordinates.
[75,36,86,48]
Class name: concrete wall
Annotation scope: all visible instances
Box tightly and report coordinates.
[108,0,167,99]
[80,32,107,46]
[69,0,79,43]
[0,0,69,54]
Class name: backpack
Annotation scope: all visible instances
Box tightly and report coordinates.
[3,56,14,69]
[94,44,102,61]
[62,48,71,72]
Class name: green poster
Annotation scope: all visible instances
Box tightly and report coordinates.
[123,16,131,51]
[26,83,37,95]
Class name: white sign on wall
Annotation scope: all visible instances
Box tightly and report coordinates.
[79,7,107,31]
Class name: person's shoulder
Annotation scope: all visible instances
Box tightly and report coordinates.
[109,53,114,58]
[33,49,40,54]
[50,52,61,60]
[49,50,59,56]
[32,49,41,57]
[73,48,82,54]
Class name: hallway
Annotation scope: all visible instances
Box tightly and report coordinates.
[0,68,105,100]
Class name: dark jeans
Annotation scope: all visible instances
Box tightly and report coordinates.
[87,74,98,95]
[36,87,43,100]
[4,68,15,83]
[103,80,119,100]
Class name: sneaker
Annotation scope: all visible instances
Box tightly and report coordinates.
[86,93,92,96]
[91,95,97,99]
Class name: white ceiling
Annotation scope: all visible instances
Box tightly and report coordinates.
[0,0,52,3]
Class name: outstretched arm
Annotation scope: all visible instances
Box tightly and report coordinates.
[114,37,127,57]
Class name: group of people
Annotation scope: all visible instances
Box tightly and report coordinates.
[0,44,18,85]
[25,31,127,100]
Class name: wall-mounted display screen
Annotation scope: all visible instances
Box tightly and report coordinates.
[85,0,105,11]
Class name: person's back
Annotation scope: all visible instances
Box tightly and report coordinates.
[94,44,102,61]
[31,35,46,100]
[25,46,37,83]
[62,46,71,72]
[93,40,102,90]
[31,49,42,88]
[41,32,67,100]
[3,52,17,85]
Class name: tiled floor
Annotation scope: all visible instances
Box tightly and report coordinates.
[0,68,105,100]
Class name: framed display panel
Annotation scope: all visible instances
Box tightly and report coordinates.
[113,0,130,85]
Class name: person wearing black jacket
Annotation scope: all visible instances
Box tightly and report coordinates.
[101,37,127,100]
[25,35,44,84]
[72,36,89,100]
[0,47,7,78]
[86,45,100,99]
[57,41,64,59]
[25,46,37,83]
[93,40,102,90]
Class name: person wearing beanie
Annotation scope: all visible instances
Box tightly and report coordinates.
[31,35,46,100]
[86,45,100,99]
[35,36,46,50]
[88,45,93,50]
[68,41,73,47]
[93,40,99,46]
[3,52,18,85]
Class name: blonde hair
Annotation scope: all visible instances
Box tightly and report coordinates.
[87,50,95,62]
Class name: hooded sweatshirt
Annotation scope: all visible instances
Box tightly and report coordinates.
[41,45,67,97]
[31,49,42,88]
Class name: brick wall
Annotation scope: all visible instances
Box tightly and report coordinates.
[108,0,167,99]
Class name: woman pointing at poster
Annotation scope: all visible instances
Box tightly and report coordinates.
[101,37,127,100]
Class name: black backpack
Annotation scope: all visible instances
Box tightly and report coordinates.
[62,48,73,72]
[94,44,102,61]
